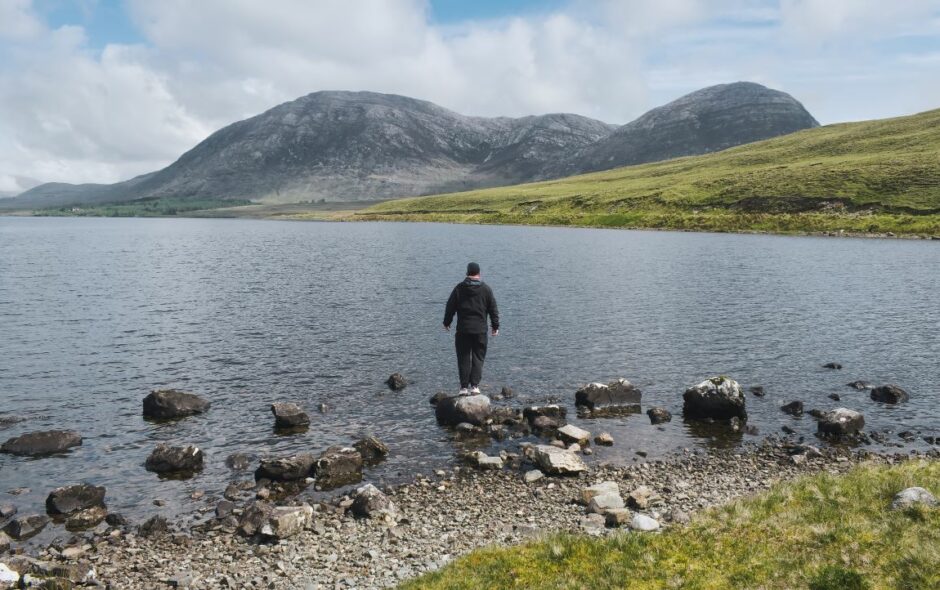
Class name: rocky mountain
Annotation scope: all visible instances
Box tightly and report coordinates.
[7,83,819,208]
[566,82,819,174]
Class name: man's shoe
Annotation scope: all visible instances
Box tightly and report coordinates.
[470,386,481,394]
[458,388,469,395]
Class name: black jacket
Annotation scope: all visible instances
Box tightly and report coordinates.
[444,278,499,334]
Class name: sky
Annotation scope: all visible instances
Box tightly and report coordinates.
[1,0,939,195]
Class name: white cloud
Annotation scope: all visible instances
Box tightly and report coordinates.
[0,0,939,193]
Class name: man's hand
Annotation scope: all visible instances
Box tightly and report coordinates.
[443,324,451,332]
[491,328,499,337]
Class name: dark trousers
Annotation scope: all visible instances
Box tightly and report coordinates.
[455,332,488,388]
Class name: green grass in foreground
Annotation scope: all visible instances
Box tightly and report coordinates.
[34,196,251,217]
[402,461,940,590]
[362,108,940,236]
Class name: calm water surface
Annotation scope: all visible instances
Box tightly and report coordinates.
[1,217,938,536]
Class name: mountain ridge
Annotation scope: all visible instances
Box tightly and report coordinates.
[7,82,818,208]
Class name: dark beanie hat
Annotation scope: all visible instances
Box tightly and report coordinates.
[467,262,481,276]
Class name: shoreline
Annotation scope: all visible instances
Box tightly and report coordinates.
[3,209,939,241]
[2,443,936,589]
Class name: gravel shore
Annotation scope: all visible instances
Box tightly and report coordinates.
[5,441,934,589]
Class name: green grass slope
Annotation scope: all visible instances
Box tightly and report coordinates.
[402,460,940,590]
[361,109,940,236]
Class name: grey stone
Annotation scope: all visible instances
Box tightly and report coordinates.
[579,514,607,536]
[682,376,746,420]
[138,515,168,538]
[557,424,591,446]
[142,389,210,420]
[587,493,624,515]
[647,407,672,424]
[575,379,641,409]
[781,401,804,416]
[46,484,106,516]
[1,430,81,456]
[145,444,204,475]
[817,408,865,436]
[271,402,310,428]
[435,394,491,426]
[351,484,398,520]
[259,505,313,539]
[353,436,389,466]
[891,487,937,510]
[530,445,587,475]
[594,432,614,446]
[65,505,107,530]
[870,385,909,404]
[314,446,363,490]
[2,514,48,540]
[523,470,545,484]
[630,514,660,531]
[255,453,316,482]
[605,508,632,527]
[386,373,407,391]
[581,481,619,505]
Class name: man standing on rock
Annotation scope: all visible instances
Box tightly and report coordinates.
[443,262,499,395]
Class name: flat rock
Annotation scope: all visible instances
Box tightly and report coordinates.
[255,453,316,482]
[142,389,210,420]
[531,444,587,475]
[470,452,503,470]
[581,481,619,505]
[353,436,389,466]
[145,444,204,475]
[587,493,624,515]
[314,446,363,490]
[557,424,591,446]
[891,487,937,510]
[817,408,865,436]
[1,430,82,456]
[682,376,746,420]
[3,515,49,540]
[270,402,310,428]
[594,432,614,446]
[260,505,313,539]
[523,470,545,484]
[45,484,106,516]
[870,385,909,404]
[575,379,641,409]
[435,394,491,426]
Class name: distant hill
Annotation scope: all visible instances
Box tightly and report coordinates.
[360,108,940,236]
[6,83,819,209]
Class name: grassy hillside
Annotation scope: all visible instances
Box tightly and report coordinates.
[402,460,940,590]
[360,109,940,236]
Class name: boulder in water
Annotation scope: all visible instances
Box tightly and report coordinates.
[682,376,746,420]
[254,453,316,482]
[523,405,567,422]
[314,446,363,490]
[142,389,210,419]
[435,394,491,426]
[3,515,49,540]
[870,385,909,404]
[823,362,842,370]
[817,408,865,436]
[45,484,106,516]
[575,379,641,409]
[270,402,310,428]
[353,436,389,466]
[145,444,204,475]
[647,407,672,424]
[530,444,587,475]
[385,373,407,391]
[594,432,614,446]
[557,424,591,446]
[1,430,82,456]
[780,401,804,416]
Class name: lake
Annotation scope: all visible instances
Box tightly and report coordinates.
[1,217,938,532]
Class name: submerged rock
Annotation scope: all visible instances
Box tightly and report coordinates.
[2,515,49,540]
[780,401,804,416]
[822,362,842,370]
[314,446,363,490]
[817,408,865,436]
[353,436,389,466]
[870,385,909,404]
[435,394,491,426]
[846,380,872,390]
[575,379,641,409]
[45,484,106,516]
[530,444,587,475]
[749,386,766,397]
[647,407,672,424]
[385,373,407,391]
[142,389,210,420]
[270,402,310,428]
[682,376,746,421]
[225,452,253,471]
[1,430,82,456]
[145,444,204,475]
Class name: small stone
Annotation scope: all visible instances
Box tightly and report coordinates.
[604,508,631,527]
[630,513,660,531]
[225,452,252,471]
[142,389,210,419]
[587,493,625,515]
[385,373,407,391]
[138,515,168,538]
[65,506,107,530]
[145,444,204,475]
[581,481,619,505]
[646,407,672,424]
[523,470,544,484]
[870,385,909,404]
[749,386,765,397]
[259,505,313,539]
[270,402,310,429]
[557,424,591,446]
[353,436,390,466]
[531,445,587,475]
[470,452,503,470]
[2,514,48,540]
[627,485,658,509]
[594,432,614,446]
[822,362,842,370]
[579,513,607,536]
[780,401,804,416]
[828,393,841,401]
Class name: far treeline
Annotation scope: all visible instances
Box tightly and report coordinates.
[35,197,251,218]
[358,108,940,237]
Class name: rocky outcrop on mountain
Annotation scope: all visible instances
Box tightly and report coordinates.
[9,83,818,208]
[567,82,818,174]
